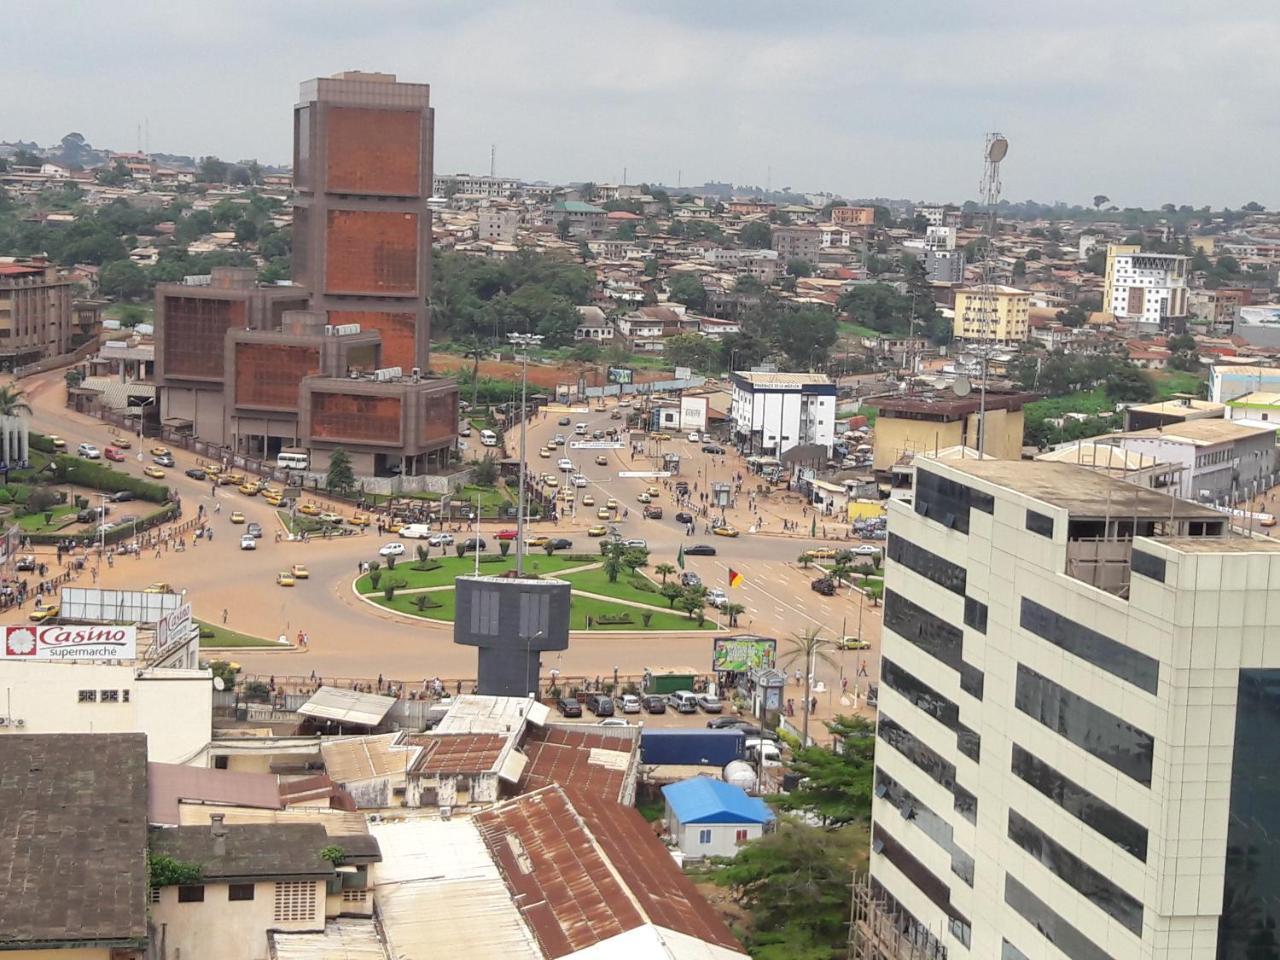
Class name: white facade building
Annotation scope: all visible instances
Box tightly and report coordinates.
[925,225,957,251]
[477,208,520,243]
[1103,244,1189,327]
[869,457,1280,960]
[728,371,836,456]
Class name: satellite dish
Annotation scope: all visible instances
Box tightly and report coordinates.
[987,136,1009,163]
[953,377,972,398]
[213,676,226,691]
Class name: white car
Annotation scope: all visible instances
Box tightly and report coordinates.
[619,694,642,714]
[597,718,630,727]
[557,458,574,472]
[745,737,783,766]
[687,431,700,443]
[623,538,647,549]
[239,535,257,551]
[573,474,588,488]
[427,533,454,547]
[706,587,728,608]
[76,443,101,459]
[851,544,881,556]
[379,542,406,558]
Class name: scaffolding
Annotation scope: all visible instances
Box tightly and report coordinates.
[849,873,948,960]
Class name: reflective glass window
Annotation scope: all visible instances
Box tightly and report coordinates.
[887,533,966,595]
[1005,874,1115,960]
[1020,598,1158,694]
[884,589,964,672]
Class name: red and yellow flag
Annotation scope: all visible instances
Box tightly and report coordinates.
[728,569,743,588]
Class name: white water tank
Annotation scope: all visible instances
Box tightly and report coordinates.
[724,760,758,793]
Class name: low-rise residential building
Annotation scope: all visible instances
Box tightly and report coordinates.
[477,207,520,243]
[547,200,606,238]
[926,248,966,284]
[1122,395,1226,431]
[1209,363,1280,404]
[1225,391,1280,422]
[831,205,876,226]
[1232,304,1280,348]
[952,285,1031,343]
[868,389,1036,471]
[1102,243,1189,328]
[574,305,614,341]
[771,225,822,264]
[662,776,774,859]
[729,370,836,457]
[433,173,521,198]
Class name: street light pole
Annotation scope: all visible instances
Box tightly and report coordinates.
[508,333,543,577]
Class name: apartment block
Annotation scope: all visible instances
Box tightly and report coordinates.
[867,456,1280,960]
[831,205,876,227]
[0,258,76,367]
[728,371,836,457]
[1103,244,1189,329]
[953,285,1031,343]
[771,225,823,263]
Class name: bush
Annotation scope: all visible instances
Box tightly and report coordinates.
[368,569,382,590]
[641,612,653,628]
[411,559,442,572]
[414,594,442,612]
[384,582,397,601]
[415,545,429,564]
[51,455,168,502]
[28,433,57,455]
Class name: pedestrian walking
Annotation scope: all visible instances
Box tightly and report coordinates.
[222,608,229,624]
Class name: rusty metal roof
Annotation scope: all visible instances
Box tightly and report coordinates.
[406,733,509,776]
[475,785,744,958]
[518,726,637,803]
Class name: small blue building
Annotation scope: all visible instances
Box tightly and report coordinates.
[661,776,774,858]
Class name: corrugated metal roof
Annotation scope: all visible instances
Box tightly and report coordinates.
[370,819,540,960]
[661,778,773,826]
[148,761,281,826]
[406,733,508,776]
[298,687,397,726]
[270,919,388,960]
[434,694,549,734]
[321,734,420,784]
[565,924,747,959]
[518,726,638,803]
[177,803,369,836]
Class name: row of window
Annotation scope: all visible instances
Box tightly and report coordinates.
[1019,597,1159,694]
[177,882,255,903]
[1007,809,1144,935]
[876,769,974,886]
[1010,744,1148,861]
[887,533,967,595]
[170,881,316,922]
[915,468,993,535]
[881,658,980,763]
[873,823,971,948]
[696,828,750,844]
[877,713,976,825]
[78,689,129,703]
[1014,664,1154,786]
[1004,873,1115,960]
[884,589,965,672]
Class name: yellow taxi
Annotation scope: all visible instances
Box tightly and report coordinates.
[47,435,66,449]
[646,486,660,497]
[582,495,595,507]
[525,535,549,547]
[595,454,608,466]
[149,445,170,457]
[262,493,283,507]
[291,563,310,579]
[238,482,259,496]
[113,437,132,450]
[276,571,296,587]
[712,524,740,538]
[204,462,221,474]
[544,476,559,488]
[218,472,241,486]
[597,507,611,520]
[143,465,165,479]
[386,519,403,533]
[588,524,608,537]
[29,604,59,623]
[349,513,371,527]
[298,503,321,516]
[262,485,283,498]
[229,511,246,524]
[649,432,669,441]
[606,498,618,510]
[144,582,173,594]
[809,547,837,559]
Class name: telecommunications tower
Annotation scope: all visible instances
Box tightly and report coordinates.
[972,132,1008,457]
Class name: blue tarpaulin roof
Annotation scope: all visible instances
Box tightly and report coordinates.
[661,776,774,825]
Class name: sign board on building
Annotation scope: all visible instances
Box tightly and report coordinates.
[712,636,777,673]
[3,624,138,661]
[680,396,708,432]
[556,383,572,402]
[60,587,181,625]
[617,471,672,479]
[607,366,634,385]
[674,366,692,381]
[569,441,625,450]
[154,602,193,660]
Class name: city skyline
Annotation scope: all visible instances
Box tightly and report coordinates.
[6,0,1280,208]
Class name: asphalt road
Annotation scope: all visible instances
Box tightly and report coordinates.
[15,371,883,690]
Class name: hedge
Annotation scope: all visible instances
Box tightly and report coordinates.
[22,501,180,547]
[29,432,57,455]
[49,455,169,503]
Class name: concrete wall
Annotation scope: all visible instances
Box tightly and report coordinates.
[151,879,325,960]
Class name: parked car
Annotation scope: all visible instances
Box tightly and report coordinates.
[586,694,615,717]
[109,490,136,503]
[642,695,667,714]
[76,443,101,459]
[680,571,702,587]
[687,431,700,442]
[811,577,836,596]
[668,690,699,714]
[460,537,487,553]
[685,544,716,556]
[696,694,723,713]
[619,694,642,714]
[240,534,257,550]
[596,718,629,727]
[76,506,108,523]
[185,467,207,480]
[556,697,583,718]
[745,737,783,766]
[705,587,728,608]
[707,716,750,729]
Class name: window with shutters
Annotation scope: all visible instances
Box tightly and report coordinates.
[274,881,316,922]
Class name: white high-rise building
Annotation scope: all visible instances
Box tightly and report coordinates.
[868,457,1280,960]
[1103,244,1189,327]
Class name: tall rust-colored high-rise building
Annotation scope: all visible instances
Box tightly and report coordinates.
[292,71,433,372]
[153,73,458,481]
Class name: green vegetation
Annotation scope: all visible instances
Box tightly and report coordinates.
[569,594,716,631]
[276,511,344,536]
[836,321,881,339]
[373,589,458,622]
[356,553,590,593]
[1151,369,1206,398]
[50,455,169,502]
[197,620,284,648]
[325,448,356,496]
[15,504,77,532]
[148,852,203,887]
[561,567,663,607]
[771,716,876,826]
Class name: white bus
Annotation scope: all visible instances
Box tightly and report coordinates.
[398,523,434,539]
[277,449,310,471]
[480,430,499,447]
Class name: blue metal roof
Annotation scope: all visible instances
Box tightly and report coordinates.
[661,776,774,825]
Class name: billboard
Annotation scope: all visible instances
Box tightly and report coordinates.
[3,624,137,661]
[569,440,624,450]
[712,636,777,672]
[154,602,193,661]
[60,588,181,625]
[680,396,708,432]
[607,366,634,385]
[674,366,692,381]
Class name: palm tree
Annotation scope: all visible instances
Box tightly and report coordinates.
[830,559,853,587]
[723,602,745,628]
[654,562,676,584]
[797,552,813,569]
[602,543,625,583]
[455,335,488,412]
[779,628,837,745]
[0,385,32,418]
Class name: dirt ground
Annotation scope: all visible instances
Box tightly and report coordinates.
[429,352,677,392]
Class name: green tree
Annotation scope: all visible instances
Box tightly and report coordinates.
[663,333,717,372]
[568,340,601,363]
[666,273,708,312]
[472,454,498,486]
[1056,304,1089,328]
[654,562,676,584]
[786,258,814,278]
[676,588,706,621]
[723,601,745,627]
[325,448,356,496]
[739,221,772,249]
[660,582,682,608]
[1106,366,1156,402]
[0,386,32,417]
[99,260,148,301]
[772,715,876,826]
[602,543,625,583]
[198,156,229,183]
[779,307,837,370]
[780,628,836,744]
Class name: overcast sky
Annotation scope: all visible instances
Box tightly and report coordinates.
[7,1,1278,208]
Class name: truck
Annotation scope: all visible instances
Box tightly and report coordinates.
[640,728,745,767]
[643,667,700,695]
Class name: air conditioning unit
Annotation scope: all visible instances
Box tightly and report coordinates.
[15,719,23,727]
[324,325,334,335]
[410,367,422,380]
[0,717,7,726]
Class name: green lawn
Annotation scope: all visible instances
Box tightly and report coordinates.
[1150,369,1206,399]
[16,505,78,532]
[838,321,882,339]
[561,566,669,607]
[1024,386,1114,424]
[369,584,714,631]
[197,620,286,648]
[356,553,592,593]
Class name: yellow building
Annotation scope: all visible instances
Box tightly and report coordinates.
[868,389,1036,471]
[953,285,1031,343]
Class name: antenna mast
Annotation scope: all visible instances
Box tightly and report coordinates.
[974,132,1008,458]
[490,144,496,179]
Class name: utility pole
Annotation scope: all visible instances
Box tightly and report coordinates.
[508,333,543,576]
